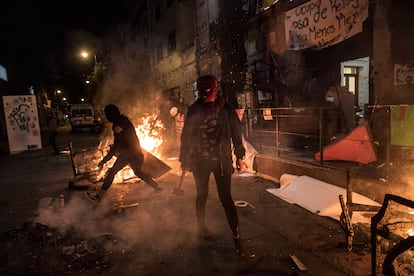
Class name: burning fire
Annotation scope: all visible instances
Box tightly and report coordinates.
[92,113,164,184]
[408,209,414,237]
[112,113,163,183]
[135,113,164,157]
[72,113,165,184]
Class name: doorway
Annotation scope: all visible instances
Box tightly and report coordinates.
[340,57,370,115]
[343,66,359,106]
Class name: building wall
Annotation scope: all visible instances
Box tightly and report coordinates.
[139,0,414,161]
[250,0,373,99]
[147,0,197,104]
[376,0,414,104]
[195,0,221,77]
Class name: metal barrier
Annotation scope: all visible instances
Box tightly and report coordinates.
[243,106,346,165]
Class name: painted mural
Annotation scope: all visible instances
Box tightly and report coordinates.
[390,105,414,147]
[394,64,414,85]
[3,95,42,154]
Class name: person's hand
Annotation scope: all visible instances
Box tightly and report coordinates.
[181,165,190,171]
[114,126,123,133]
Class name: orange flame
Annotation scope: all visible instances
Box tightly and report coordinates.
[96,113,164,184]
[135,114,164,157]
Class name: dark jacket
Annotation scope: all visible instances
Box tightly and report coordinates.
[179,96,245,173]
[45,107,57,132]
[103,114,144,163]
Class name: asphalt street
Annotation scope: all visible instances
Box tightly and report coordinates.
[0,127,374,275]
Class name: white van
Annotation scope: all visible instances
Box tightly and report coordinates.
[69,104,103,132]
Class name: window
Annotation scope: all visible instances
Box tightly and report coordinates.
[156,42,163,63]
[168,30,176,53]
[344,66,359,106]
[165,87,180,102]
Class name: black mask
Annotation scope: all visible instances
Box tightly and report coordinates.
[104,104,121,123]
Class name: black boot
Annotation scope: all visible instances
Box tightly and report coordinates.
[232,224,244,256]
[144,175,163,193]
[198,223,213,240]
[232,233,244,256]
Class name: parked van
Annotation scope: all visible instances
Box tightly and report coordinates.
[69,104,103,132]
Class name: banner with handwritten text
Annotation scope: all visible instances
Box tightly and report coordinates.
[285,0,369,50]
[3,95,42,154]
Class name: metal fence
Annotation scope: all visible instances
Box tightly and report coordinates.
[242,106,348,165]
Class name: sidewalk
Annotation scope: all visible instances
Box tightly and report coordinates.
[0,146,373,275]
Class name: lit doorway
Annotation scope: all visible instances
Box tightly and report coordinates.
[343,66,359,106]
[340,57,370,111]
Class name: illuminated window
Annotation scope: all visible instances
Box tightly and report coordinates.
[344,66,359,106]
[344,67,357,74]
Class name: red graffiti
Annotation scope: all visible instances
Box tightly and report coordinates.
[392,105,406,121]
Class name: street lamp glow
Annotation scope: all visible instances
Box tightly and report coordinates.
[80,98,85,102]
[80,51,89,59]
[80,50,97,64]
[56,90,62,94]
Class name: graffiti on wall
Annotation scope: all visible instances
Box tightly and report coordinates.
[285,0,369,50]
[391,105,414,147]
[3,95,42,154]
[394,64,414,85]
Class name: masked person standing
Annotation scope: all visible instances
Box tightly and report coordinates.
[86,104,163,203]
[179,75,246,255]
[44,102,59,155]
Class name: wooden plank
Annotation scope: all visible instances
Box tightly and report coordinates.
[142,149,172,179]
[289,254,308,271]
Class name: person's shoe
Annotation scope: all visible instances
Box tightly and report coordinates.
[232,234,244,257]
[153,186,163,193]
[198,228,214,240]
[85,192,100,203]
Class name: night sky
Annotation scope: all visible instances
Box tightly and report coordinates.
[0,0,139,97]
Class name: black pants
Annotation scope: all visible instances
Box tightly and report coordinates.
[102,153,158,191]
[48,131,58,153]
[192,159,239,236]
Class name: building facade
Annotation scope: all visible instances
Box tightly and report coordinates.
[141,0,414,161]
[145,0,198,105]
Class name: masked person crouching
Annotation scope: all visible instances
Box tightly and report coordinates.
[86,104,163,203]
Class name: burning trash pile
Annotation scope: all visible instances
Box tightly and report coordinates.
[70,113,168,187]
[372,194,414,275]
[0,112,172,274]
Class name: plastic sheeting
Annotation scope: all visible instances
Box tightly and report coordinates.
[315,123,377,164]
[267,174,381,224]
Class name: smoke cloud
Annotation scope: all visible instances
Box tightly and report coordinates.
[34,180,199,255]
